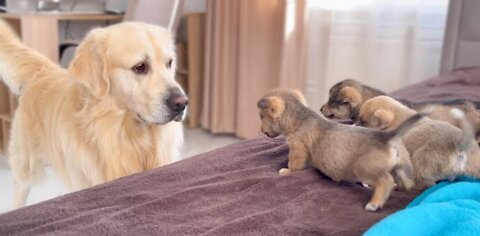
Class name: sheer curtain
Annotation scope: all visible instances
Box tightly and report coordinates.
[305,0,449,111]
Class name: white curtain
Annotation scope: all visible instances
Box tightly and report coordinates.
[304,0,449,111]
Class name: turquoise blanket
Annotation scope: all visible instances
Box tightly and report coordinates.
[365,177,480,236]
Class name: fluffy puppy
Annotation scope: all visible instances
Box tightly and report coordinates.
[0,20,188,209]
[257,89,424,211]
[320,79,480,143]
[359,96,480,189]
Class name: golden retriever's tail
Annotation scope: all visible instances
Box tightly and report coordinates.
[0,19,58,95]
[384,111,429,141]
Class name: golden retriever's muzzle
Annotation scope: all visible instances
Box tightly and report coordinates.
[167,88,189,122]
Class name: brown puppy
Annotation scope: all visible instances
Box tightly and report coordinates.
[320,79,480,143]
[257,89,424,211]
[320,79,385,121]
[359,96,480,189]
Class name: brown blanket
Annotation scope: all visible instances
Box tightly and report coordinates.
[0,136,417,236]
[392,67,480,103]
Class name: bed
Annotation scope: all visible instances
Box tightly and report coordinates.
[0,67,479,235]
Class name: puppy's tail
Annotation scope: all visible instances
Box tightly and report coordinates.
[0,19,59,95]
[384,111,429,141]
[450,108,475,152]
[463,102,480,142]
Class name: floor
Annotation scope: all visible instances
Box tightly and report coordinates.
[0,128,242,214]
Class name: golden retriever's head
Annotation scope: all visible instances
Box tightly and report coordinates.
[257,89,306,138]
[68,22,188,125]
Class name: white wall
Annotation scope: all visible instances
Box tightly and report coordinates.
[184,0,206,14]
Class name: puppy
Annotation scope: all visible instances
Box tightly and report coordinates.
[320,79,480,143]
[359,96,480,189]
[0,20,188,208]
[320,79,385,121]
[257,89,423,211]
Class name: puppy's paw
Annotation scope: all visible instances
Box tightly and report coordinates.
[279,168,291,176]
[365,203,380,212]
[401,178,415,191]
[361,182,372,189]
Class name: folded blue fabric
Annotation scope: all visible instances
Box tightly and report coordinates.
[365,177,480,236]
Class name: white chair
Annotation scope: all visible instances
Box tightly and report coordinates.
[124,0,184,34]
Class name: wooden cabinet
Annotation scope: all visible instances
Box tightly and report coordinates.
[0,12,123,154]
[0,82,16,154]
[176,13,205,128]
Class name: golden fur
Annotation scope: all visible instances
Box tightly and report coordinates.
[359,96,480,189]
[257,89,426,211]
[0,20,187,209]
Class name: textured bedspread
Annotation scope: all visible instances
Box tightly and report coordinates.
[392,67,480,103]
[0,136,416,236]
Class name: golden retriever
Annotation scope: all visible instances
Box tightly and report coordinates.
[0,20,188,209]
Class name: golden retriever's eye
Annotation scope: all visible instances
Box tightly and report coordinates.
[166,59,173,69]
[132,62,148,74]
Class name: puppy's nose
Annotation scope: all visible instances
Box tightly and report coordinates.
[167,92,189,113]
[320,105,325,112]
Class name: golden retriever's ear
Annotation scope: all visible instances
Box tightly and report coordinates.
[68,29,110,98]
[371,109,394,130]
[340,86,362,106]
[292,89,307,106]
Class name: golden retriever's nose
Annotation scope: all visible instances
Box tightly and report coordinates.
[167,92,189,113]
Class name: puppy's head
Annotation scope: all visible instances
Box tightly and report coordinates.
[68,22,188,125]
[358,96,398,130]
[320,79,362,120]
[257,89,306,138]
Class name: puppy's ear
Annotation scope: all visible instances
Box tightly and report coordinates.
[268,96,285,118]
[371,109,394,130]
[257,98,269,109]
[339,86,362,106]
[292,89,307,106]
[68,28,110,98]
[258,96,285,118]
